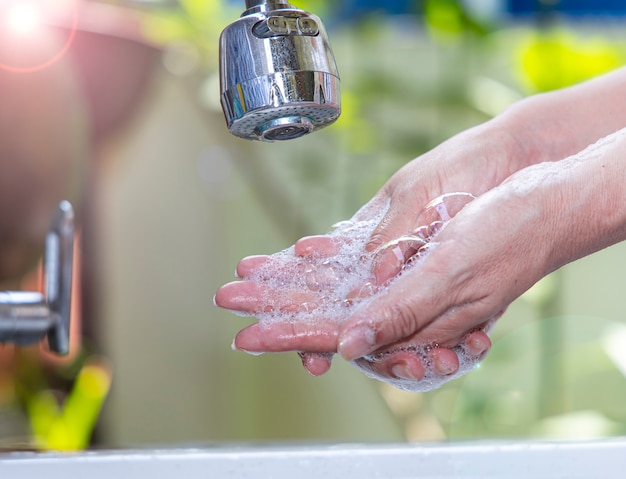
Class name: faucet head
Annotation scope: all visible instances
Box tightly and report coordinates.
[219,1,341,142]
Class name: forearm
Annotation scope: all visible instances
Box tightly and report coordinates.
[411,68,626,200]
[544,128,626,271]
[495,67,626,168]
[489,126,626,281]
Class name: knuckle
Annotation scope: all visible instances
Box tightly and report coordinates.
[379,300,421,344]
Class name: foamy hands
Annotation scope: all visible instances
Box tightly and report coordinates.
[214,193,495,392]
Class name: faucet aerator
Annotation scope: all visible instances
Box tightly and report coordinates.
[220,1,341,142]
[259,116,314,141]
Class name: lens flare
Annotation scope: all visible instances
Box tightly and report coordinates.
[6,4,43,34]
[0,0,78,73]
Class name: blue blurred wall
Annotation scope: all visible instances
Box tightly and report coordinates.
[509,0,626,15]
[227,0,626,19]
[334,0,626,16]
[228,0,626,17]
[336,0,416,16]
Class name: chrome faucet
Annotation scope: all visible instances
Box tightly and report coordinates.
[220,0,341,142]
[0,201,74,355]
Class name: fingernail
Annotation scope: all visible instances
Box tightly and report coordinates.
[436,364,456,376]
[338,326,376,360]
[391,362,419,380]
[466,333,491,357]
[231,339,264,356]
[433,353,457,376]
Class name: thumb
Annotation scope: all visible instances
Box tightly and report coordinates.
[337,266,446,361]
[364,197,418,254]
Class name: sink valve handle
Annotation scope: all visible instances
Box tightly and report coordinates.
[0,201,75,355]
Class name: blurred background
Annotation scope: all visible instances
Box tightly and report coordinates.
[0,0,626,450]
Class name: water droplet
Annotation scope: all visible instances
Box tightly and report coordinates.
[375,235,427,265]
[301,301,318,312]
[305,261,340,291]
[428,220,444,237]
[417,192,476,227]
[413,225,430,241]
[305,267,322,291]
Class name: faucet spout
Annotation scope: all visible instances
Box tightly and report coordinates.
[245,0,289,10]
[221,1,341,141]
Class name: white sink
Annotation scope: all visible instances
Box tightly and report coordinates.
[2,439,625,478]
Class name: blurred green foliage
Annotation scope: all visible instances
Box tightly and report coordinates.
[140,0,236,71]
[423,0,492,41]
[517,29,625,93]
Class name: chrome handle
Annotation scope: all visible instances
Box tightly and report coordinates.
[0,201,75,355]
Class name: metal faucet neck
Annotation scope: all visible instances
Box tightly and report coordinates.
[244,0,293,15]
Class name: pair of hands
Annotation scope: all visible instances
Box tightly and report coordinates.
[215,124,535,391]
[216,210,499,392]
[215,121,624,391]
[215,66,626,390]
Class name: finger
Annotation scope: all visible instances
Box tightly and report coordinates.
[370,236,428,285]
[236,255,271,278]
[364,195,419,253]
[234,320,339,353]
[372,250,403,286]
[214,280,268,314]
[299,352,334,376]
[336,259,450,360]
[337,293,494,361]
[295,235,341,257]
[430,348,460,376]
[354,350,426,381]
[215,280,320,315]
[464,330,491,358]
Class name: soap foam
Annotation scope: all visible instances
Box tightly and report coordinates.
[245,209,386,325]
[242,193,492,392]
